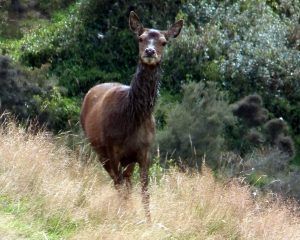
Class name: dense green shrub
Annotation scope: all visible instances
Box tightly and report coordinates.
[166,0,300,161]
[162,26,205,93]
[36,0,76,16]
[157,81,234,169]
[227,94,295,158]
[0,55,79,132]
[220,94,296,199]
[232,95,268,127]
[264,118,288,143]
[276,135,295,157]
[19,4,82,67]
[17,0,182,97]
[0,9,8,37]
[79,0,181,31]
[0,55,41,119]
[164,0,299,98]
[34,87,80,131]
[226,95,268,156]
[178,0,300,99]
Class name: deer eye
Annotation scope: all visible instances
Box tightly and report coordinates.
[139,37,143,42]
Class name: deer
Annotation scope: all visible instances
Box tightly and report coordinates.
[80,11,183,221]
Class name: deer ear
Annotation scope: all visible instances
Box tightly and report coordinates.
[165,20,183,39]
[129,11,144,36]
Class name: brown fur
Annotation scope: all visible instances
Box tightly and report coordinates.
[80,11,183,221]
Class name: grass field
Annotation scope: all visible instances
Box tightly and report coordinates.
[0,121,300,240]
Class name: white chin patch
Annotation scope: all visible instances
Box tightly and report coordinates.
[142,57,160,65]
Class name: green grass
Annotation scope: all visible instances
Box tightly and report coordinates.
[43,212,81,239]
[246,172,270,187]
[0,196,46,239]
[0,195,80,239]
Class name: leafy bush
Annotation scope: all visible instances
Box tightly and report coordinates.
[227,94,295,158]
[19,5,82,67]
[0,55,79,132]
[0,55,42,119]
[220,93,297,200]
[0,9,8,37]
[17,0,182,97]
[36,0,76,16]
[34,87,81,131]
[264,118,288,142]
[162,26,204,93]
[232,95,268,127]
[164,0,300,161]
[157,81,234,169]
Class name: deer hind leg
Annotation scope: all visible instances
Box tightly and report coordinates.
[138,152,151,222]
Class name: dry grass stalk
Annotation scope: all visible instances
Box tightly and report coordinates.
[0,121,299,239]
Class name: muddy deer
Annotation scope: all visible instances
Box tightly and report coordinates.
[80,11,183,221]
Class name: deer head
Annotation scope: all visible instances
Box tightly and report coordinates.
[129,11,183,66]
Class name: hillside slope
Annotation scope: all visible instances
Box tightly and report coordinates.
[0,121,299,239]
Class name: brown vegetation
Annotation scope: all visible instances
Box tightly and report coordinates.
[0,121,300,239]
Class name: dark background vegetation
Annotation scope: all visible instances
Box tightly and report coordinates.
[0,0,300,200]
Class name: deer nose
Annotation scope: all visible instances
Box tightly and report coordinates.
[145,48,156,57]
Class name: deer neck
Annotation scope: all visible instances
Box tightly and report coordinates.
[129,62,161,122]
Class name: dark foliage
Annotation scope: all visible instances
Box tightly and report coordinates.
[19,0,181,97]
[36,0,76,16]
[168,0,300,161]
[245,129,264,146]
[0,55,41,119]
[0,55,79,132]
[276,135,295,158]
[228,94,295,160]
[157,81,234,169]
[232,94,268,127]
[264,118,287,143]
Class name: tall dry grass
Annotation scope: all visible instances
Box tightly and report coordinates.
[0,121,300,239]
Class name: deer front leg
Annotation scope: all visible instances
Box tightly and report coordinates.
[106,148,124,188]
[123,162,136,196]
[139,152,151,222]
